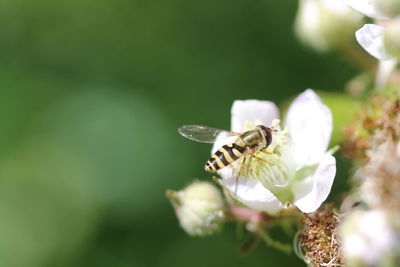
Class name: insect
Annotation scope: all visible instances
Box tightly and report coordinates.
[178,125,273,172]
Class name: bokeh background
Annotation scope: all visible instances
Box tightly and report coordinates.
[0,0,358,266]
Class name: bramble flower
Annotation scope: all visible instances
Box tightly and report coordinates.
[385,18,400,58]
[295,0,363,52]
[166,181,226,236]
[355,23,395,60]
[213,89,336,214]
[346,0,400,86]
[346,0,400,19]
[341,209,400,266]
[346,1,400,59]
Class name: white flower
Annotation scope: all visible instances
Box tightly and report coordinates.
[295,0,363,52]
[355,23,398,87]
[346,0,400,19]
[341,209,400,266]
[345,0,391,19]
[212,89,336,214]
[346,0,400,87]
[355,23,393,60]
[347,0,400,61]
[384,18,400,58]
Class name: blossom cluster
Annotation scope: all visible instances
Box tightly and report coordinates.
[166,1,400,266]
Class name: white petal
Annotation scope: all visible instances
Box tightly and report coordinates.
[345,0,390,19]
[219,167,282,214]
[231,100,279,132]
[285,89,332,165]
[356,24,393,60]
[293,153,336,213]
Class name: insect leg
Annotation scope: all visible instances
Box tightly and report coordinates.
[259,149,272,155]
[252,155,268,163]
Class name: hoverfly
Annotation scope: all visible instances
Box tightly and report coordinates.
[178,125,273,172]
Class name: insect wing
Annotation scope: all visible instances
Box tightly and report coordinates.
[178,125,237,143]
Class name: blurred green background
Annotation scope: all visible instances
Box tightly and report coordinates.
[0,0,357,266]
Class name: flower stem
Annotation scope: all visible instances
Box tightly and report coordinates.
[256,226,292,254]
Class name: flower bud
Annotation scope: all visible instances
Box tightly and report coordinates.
[295,0,363,52]
[166,181,225,236]
[384,18,400,58]
[374,0,400,18]
[341,210,400,267]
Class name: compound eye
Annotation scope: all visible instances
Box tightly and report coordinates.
[256,125,273,147]
[264,128,272,147]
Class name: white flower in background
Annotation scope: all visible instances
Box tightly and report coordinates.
[341,209,400,266]
[346,1,400,58]
[213,89,336,214]
[347,0,400,86]
[384,18,400,58]
[355,23,394,60]
[295,0,363,52]
[166,181,225,236]
[346,0,400,19]
[356,22,399,87]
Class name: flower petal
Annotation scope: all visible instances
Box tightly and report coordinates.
[292,153,336,213]
[355,24,393,60]
[219,169,282,214]
[285,89,332,165]
[345,0,390,19]
[231,100,279,132]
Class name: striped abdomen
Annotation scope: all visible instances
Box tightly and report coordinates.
[205,143,247,172]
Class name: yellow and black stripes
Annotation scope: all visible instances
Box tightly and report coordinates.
[204,143,246,172]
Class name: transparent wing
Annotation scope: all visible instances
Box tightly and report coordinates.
[178,125,238,143]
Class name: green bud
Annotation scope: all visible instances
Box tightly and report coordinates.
[166,181,225,236]
[384,18,400,59]
[295,0,363,52]
[375,0,400,18]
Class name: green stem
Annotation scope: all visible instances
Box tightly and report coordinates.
[256,226,292,254]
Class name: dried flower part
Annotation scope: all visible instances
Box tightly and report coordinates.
[299,205,343,267]
[342,92,400,162]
